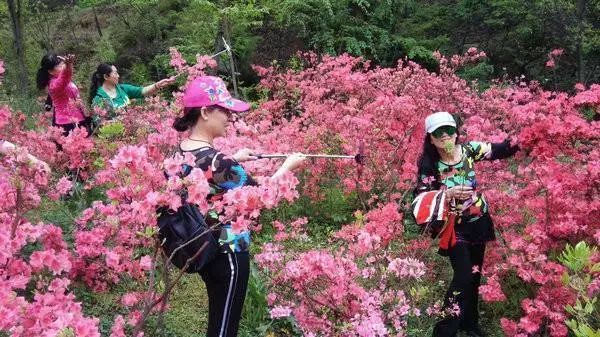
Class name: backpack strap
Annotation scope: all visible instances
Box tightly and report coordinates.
[179,146,216,176]
[210,152,220,171]
[186,147,223,175]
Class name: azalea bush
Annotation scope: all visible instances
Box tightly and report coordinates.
[251,49,599,336]
[0,46,598,337]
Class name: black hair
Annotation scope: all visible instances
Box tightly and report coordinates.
[173,106,234,132]
[173,108,202,132]
[44,95,53,112]
[89,63,113,105]
[36,52,62,90]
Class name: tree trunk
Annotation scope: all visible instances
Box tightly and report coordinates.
[575,0,586,83]
[93,6,103,37]
[6,0,29,93]
[221,19,238,97]
[64,5,78,42]
[214,24,225,70]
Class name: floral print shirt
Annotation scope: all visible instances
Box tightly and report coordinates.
[182,146,257,253]
[435,141,491,222]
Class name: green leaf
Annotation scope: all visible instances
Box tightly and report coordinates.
[98,121,126,140]
[561,271,570,286]
[559,241,596,272]
[565,319,578,330]
[579,324,600,337]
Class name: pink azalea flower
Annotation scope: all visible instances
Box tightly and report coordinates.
[270,305,293,319]
[139,255,152,271]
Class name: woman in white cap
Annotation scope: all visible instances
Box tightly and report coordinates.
[412,111,518,337]
[172,76,305,337]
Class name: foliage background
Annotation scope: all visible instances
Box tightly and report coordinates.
[0,1,599,336]
[1,0,599,108]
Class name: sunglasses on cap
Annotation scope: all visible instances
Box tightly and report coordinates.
[430,125,457,138]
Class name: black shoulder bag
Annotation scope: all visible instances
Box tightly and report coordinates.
[157,163,219,273]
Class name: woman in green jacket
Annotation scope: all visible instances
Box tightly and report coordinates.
[89,63,175,119]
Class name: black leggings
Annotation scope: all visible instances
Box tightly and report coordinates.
[53,118,93,154]
[433,242,486,337]
[200,251,250,337]
[55,118,92,137]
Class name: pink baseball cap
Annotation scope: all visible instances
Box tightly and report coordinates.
[182,76,250,112]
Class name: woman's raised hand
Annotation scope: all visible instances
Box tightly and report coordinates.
[62,54,76,64]
[281,152,306,171]
[271,153,306,180]
[232,148,257,162]
[155,76,176,89]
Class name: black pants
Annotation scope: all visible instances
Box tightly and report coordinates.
[53,118,93,153]
[433,242,486,337]
[55,118,92,137]
[200,251,250,337]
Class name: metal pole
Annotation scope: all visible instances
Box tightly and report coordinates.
[222,36,239,97]
[257,154,355,159]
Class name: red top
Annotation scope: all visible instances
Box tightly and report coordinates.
[48,65,85,125]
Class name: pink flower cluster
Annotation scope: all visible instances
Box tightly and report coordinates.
[546,48,564,68]
[388,257,426,280]
[218,172,300,233]
[0,120,102,335]
[449,47,488,67]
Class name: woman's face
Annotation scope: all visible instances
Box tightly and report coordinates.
[429,125,458,152]
[203,106,233,138]
[104,66,120,86]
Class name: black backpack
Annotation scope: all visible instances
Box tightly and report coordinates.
[157,165,219,273]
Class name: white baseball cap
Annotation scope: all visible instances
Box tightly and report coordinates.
[425,111,457,134]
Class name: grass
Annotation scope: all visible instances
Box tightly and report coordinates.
[71,273,209,337]
[160,274,209,336]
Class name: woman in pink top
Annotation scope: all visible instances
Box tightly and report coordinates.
[36,53,90,136]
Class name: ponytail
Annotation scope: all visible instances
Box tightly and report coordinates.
[89,63,113,105]
[36,52,61,90]
[173,108,202,132]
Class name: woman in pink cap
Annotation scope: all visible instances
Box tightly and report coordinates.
[36,53,90,136]
[412,112,518,337]
[172,76,305,337]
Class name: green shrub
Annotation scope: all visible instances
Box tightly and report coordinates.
[559,242,600,337]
